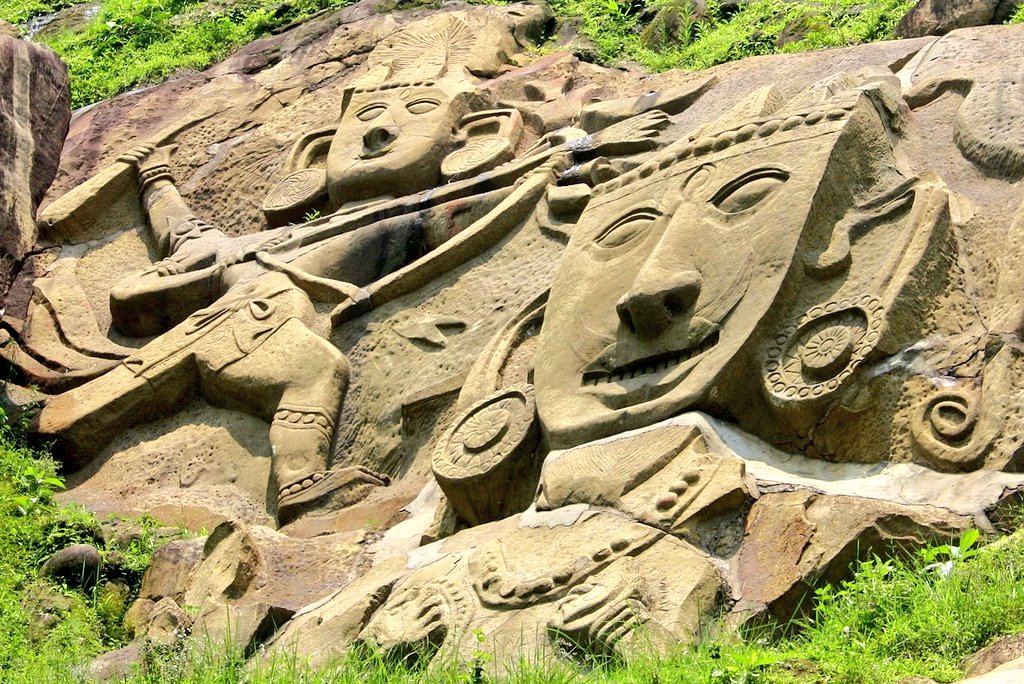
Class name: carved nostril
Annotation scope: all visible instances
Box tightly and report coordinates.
[617,269,703,339]
[364,126,398,151]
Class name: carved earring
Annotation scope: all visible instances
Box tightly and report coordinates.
[262,168,327,227]
[262,126,335,226]
[764,296,884,403]
[441,109,524,181]
[431,384,539,526]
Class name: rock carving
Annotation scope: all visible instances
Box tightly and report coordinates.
[3,4,1024,674]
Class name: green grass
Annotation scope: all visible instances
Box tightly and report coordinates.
[0,0,945,109]
[0,407,188,681]
[546,0,917,71]
[1,0,353,108]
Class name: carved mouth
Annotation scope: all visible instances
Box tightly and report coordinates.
[580,330,720,387]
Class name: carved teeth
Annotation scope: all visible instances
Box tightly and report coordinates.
[581,331,720,387]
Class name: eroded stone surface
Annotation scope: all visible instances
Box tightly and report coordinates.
[0,35,69,298]
[3,0,1024,670]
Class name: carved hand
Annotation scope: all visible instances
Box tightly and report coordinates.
[117,143,177,176]
[588,109,671,156]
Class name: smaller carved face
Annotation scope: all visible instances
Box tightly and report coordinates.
[325,83,469,207]
[535,124,858,448]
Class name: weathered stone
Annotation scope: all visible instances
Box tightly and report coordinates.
[138,538,205,603]
[734,491,970,620]
[86,641,143,682]
[895,0,1021,38]
[7,0,1024,670]
[964,633,1024,678]
[145,596,193,647]
[956,656,1024,683]
[183,520,363,616]
[192,601,293,654]
[0,35,70,299]
[40,543,102,590]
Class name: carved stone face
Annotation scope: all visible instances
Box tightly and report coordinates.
[536,111,870,448]
[325,82,471,207]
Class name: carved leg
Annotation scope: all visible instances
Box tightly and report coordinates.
[198,318,388,525]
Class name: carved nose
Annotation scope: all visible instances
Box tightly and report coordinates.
[616,269,702,339]
[363,125,399,151]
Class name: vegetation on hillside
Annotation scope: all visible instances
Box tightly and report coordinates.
[0,407,186,681]
[2,0,1023,108]
[0,0,353,107]
[546,0,917,71]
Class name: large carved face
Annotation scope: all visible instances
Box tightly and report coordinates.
[325,81,471,207]
[535,104,876,448]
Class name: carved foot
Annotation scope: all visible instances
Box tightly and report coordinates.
[276,465,391,526]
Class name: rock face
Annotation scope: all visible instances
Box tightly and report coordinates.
[3,0,1024,671]
[0,35,70,299]
[896,0,1021,38]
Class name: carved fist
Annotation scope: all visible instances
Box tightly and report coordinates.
[116,143,155,166]
[117,143,177,175]
[589,109,671,156]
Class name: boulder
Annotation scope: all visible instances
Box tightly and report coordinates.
[895,0,1022,38]
[734,492,971,621]
[0,36,70,299]
[40,543,102,590]
[963,633,1024,678]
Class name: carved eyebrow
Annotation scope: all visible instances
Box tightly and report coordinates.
[710,168,789,214]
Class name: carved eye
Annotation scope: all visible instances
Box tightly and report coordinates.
[711,169,789,214]
[594,209,661,249]
[406,99,440,115]
[356,104,386,122]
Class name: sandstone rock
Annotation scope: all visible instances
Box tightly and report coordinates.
[734,492,971,620]
[138,538,205,603]
[40,543,102,590]
[896,0,1021,38]
[0,35,69,299]
[181,520,363,645]
[86,641,143,682]
[9,0,1024,671]
[963,633,1024,678]
[145,596,193,647]
[192,601,293,654]
[956,656,1024,683]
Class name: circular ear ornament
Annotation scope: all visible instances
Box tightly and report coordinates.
[441,138,514,181]
[262,168,327,226]
[764,295,884,403]
[432,384,539,526]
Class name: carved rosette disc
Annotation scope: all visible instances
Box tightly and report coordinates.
[261,168,327,224]
[764,295,884,402]
[432,385,538,525]
[441,138,512,180]
[434,385,535,481]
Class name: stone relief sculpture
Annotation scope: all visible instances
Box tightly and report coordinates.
[25,10,671,526]
[5,4,1024,674]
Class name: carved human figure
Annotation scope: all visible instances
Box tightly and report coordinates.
[34,23,499,525]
